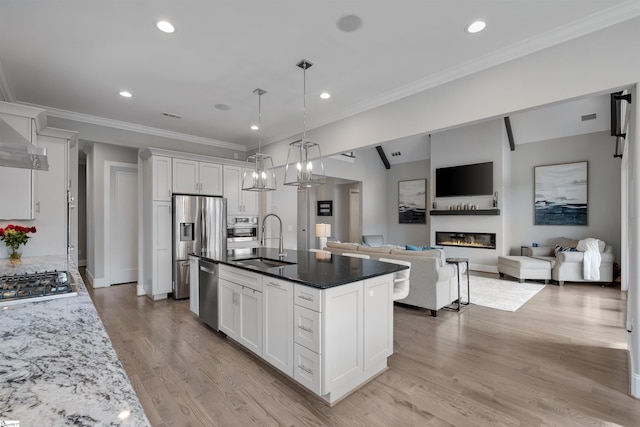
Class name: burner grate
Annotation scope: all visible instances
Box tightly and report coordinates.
[0,270,72,302]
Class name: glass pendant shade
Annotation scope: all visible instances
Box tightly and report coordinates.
[283,59,326,188]
[242,152,276,191]
[283,139,326,188]
[242,88,276,192]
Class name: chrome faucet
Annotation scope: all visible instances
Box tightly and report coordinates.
[261,213,286,256]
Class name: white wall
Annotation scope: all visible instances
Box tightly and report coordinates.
[385,159,430,246]
[507,131,621,260]
[430,119,506,271]
[266,147,388,249]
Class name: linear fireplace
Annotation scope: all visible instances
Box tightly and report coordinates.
[436,231,496,249]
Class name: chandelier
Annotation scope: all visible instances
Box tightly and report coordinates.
[242,88,276,191]
[284,59,326,188]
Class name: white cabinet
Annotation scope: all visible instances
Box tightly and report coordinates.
[215,264,394,405]
[32,133,68,256]
[263,278,294,376]
[189,256,199,315]
[152,201,173,296]
[0,113,34,220]
[218,265,263,357]
[152,156,172,201]
[173,158,222,196]
[223,165,258,215]
[363,274,394,370]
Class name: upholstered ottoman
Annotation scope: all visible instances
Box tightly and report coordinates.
[498,256,551,284]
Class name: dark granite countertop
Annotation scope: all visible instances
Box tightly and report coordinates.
[195,247,406,289]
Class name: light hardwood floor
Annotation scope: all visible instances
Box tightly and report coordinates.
[86,274,640,426]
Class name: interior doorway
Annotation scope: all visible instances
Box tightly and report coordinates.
[104,162,138,285]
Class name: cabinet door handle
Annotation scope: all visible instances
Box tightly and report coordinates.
[298,365,313,374]
[298,295,313,302]
[35,202,40,213]
[298,325,313,333]
[267,282,281,288]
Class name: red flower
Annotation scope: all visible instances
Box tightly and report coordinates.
[30,227,37,233]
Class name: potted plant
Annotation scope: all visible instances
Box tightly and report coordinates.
[0,224,37,260]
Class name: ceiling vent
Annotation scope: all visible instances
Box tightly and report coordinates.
[581,113,597,121]
[390,151,401,157]
[162,112,182,119]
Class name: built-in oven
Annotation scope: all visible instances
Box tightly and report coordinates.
[227,216,258,246]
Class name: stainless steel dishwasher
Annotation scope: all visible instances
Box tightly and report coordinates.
[198,259,219,330]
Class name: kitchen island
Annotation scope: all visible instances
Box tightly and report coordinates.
[197,248,406,405]
[0,255,149,426]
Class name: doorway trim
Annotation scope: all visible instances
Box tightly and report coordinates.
[103,161,138,287]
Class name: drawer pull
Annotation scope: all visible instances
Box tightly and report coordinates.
[298,365,313,374]
[298,295,313,302]
[268,282,281,287]
[298,325,313,333]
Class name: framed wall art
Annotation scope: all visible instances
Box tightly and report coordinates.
[398,179,426,224]
[534,161,587,225]
[317,200,333,216]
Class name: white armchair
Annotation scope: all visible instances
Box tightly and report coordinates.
[524,237,614,285]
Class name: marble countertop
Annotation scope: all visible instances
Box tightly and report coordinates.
[197,247,406,289]
[0,255,149,426]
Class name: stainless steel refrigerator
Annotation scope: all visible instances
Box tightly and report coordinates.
[173,194,226,299]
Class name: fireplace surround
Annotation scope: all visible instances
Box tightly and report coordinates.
[436,231,496,249]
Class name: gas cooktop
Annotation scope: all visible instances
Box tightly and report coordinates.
[0,270,78,306]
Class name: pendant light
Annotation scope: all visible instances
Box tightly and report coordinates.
[242,88,276,191]
[284,59,326,188]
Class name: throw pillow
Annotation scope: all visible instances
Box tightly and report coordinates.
[406,244,423,251]
[554,245,578,257]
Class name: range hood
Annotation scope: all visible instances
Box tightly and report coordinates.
[0,116,48,170]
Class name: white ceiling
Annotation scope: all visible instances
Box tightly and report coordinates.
[0,1,636,154]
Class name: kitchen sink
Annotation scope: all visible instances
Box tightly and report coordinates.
[233,257,295,269]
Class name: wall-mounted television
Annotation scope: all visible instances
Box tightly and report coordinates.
[435,161,493,197]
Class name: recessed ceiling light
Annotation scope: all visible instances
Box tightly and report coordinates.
[320,92,331,99]
[156,20,175,33]
[466,20,486,34]
[215,104,232,111]
[250,124,259,130]
[119,91,133,98]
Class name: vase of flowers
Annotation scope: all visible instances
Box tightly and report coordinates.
[0,224,37,260]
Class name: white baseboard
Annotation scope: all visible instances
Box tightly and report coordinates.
[86,269,110,288]
[136,284,146,296]
[628,334,640,398]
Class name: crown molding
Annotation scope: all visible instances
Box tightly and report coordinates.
[17,102,247,152]
[263,0,640,146]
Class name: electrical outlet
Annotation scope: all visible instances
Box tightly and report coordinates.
[287,225,293,231]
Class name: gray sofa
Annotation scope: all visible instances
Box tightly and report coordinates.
[324,241,461,315]
[522,237,614,285]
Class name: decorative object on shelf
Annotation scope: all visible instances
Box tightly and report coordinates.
[0,224,36,260]
[317,200,333,216]
[242,88,276,192]
[493,191,498,208]
[284,59,326,188]
[315,223,331,249]
[534,161,587,225]
[398,179,426,224]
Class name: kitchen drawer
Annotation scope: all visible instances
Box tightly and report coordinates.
[294,305,322,354]
[294,343,322,395]
[294,284,322,312]
[219,264,262,292]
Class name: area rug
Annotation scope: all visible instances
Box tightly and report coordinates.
[459,275,545,312]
